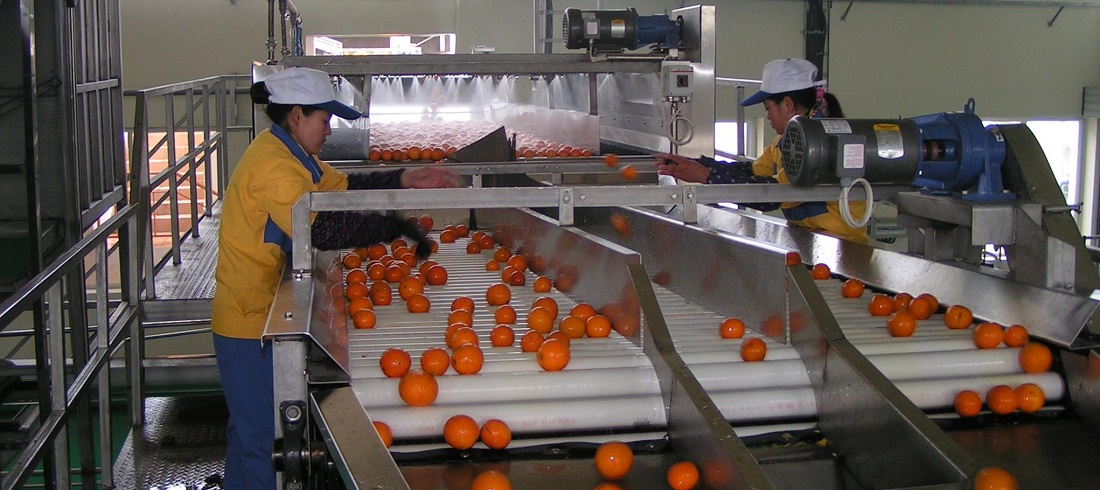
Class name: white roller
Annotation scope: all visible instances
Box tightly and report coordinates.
[866,348,1025,381]
[895,372,1065,410]
[690,360,814,390]
[708,387,819,422]
[852,338,976,355]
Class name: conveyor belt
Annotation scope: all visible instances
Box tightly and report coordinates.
[345,233,1065,452]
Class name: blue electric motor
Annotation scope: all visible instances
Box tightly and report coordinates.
[781,99,1012,201]
[563,8,681,52]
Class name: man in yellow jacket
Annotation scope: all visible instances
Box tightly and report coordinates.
[212,67,458,489]
[655,58,867,243]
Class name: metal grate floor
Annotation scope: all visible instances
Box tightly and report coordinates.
[113,396,228,490]
[151,203,222,301]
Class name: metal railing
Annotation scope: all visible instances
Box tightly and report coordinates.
[0,202,144,489]
[126,74,252,299]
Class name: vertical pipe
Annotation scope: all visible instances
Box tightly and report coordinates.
[736,85,746,156]
[267,0,277,63]
[128,207,145,426]
[167,93,181,266]
[189,87,201,239]
[543,0,553,54]
[96,241,114,486]
[211,79,224,213]
[47,284,70,488]
[279,0,289,58]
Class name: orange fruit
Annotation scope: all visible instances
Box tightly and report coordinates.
[536,338,570,371]
[367,262,386,281]
[426,265,448,285]
[1003,324,1029,347]
[373,420,393,447]
[480,419,512,450]
[811,263,830,280]
[455,224,470,238]
[558,316,586,339]
[490,325,515,347]
[785,251,801,266]
[342,253,362,269]
[526,306,555,333]
[667,461,700,490]
[346,283,369,301]
[841,279,865,298]
[384,265,406,283]
[391,238,408,251]
[398,369,438,406]
[943,305,973,329]
[547,330,570,346]
[985,384,1018,415]
[570,303,597,320]
[486,259,501,271]
[451,344,484,375]
[972,322,1005,349]
[419,215,434,231]
[867,294,895,317]
[506,255,528,272]
[352,310,376,329]
[1015,383,1045,413]
[466,241,483,254]
[585,314,612,338]
[420,347,450,375]
[495,305,517,324]
[406,293,430,313]
[444,322,469,344]
[398,276,423,300]
[486,283,511,306]
[448,327,479,349]
[407,146,421,160]
[609,213,631,237]
[719,318,746,339]
[533,276,552,293]
[603,153,619,167]
[887,311,917,337]
[478,234,495,249]
[470,469,511,490]
[443,414,479,450]
[346,269,368,285]
[493,247,512,262]
[347,297,373,316]
[916,293,939,312]
[740,337,767,362]
[594,441,633,480]
[907,297,934,320]
[366,244,387,260]
[448,309,474,327]
[953,390,982,417]
[532,297,559,318]
[507,270,526,286]
[593,483,623,490]
[973,466,1018,490]
[500,266,519,282]
[451,296,475,313]
[439,229,457,243]
[519,330,544,352]
[893,292,913,311]
[619,165,638,180]
[380,348,412,378]
[1018,342,1053,373]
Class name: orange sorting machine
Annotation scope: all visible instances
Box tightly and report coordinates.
[260,180,1100,489]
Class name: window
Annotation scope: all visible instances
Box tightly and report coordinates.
[984,119,1082,205]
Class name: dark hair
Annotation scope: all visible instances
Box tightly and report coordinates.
[250,81,322,126]
[823,92,846,118]
[766,87,817,112]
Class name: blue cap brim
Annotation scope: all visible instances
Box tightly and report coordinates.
[740,90,772,107]
[318,100,362,121]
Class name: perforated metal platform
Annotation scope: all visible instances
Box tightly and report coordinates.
[113,396,227,490]
[152,203,222,301]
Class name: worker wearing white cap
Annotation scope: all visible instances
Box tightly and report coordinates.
[211,67,460,488]
[655,58,867,242]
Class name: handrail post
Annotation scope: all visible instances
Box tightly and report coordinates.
[187,87,200,241]
[95,241,114,486]
[128,205,146,426]
[167,92,182,266]
[47,283,70,488]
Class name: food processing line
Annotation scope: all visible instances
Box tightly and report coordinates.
[254,5,1100,489]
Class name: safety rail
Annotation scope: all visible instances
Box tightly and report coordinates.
[0,202,143,489]
[126,74,252,299]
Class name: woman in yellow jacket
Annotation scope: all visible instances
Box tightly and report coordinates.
[655,59,867,243]
[212,67,459,488]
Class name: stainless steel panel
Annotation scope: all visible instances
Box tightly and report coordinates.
[821,340,973,489]
[694,183,911,207]
[1064,349,1100,433]
[694,205,1100,348]
[285,53,663,76]
[896,192,1016,245]
[673,5,716,159]
[575,206,790,342]
[311,387,409,490]
[633,265,777,490]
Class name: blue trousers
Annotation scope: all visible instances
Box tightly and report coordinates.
[214,334,276,489]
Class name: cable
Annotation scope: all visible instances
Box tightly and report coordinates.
[839,177,874,229]
[666,101,695,147]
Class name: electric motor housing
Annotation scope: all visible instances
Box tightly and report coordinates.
[781,116,921,187]
[563,7,680,52]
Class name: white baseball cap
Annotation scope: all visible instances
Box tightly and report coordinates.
[740,58,818,107]
[264,67,362,120]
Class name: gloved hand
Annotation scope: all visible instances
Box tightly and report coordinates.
[386,212,432,259]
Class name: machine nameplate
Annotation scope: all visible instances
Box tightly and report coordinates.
[874,124,905,159]
[821,120,852,134]
[843,144,865,169]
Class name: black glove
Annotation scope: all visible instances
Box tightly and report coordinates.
[386,212,432,259]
